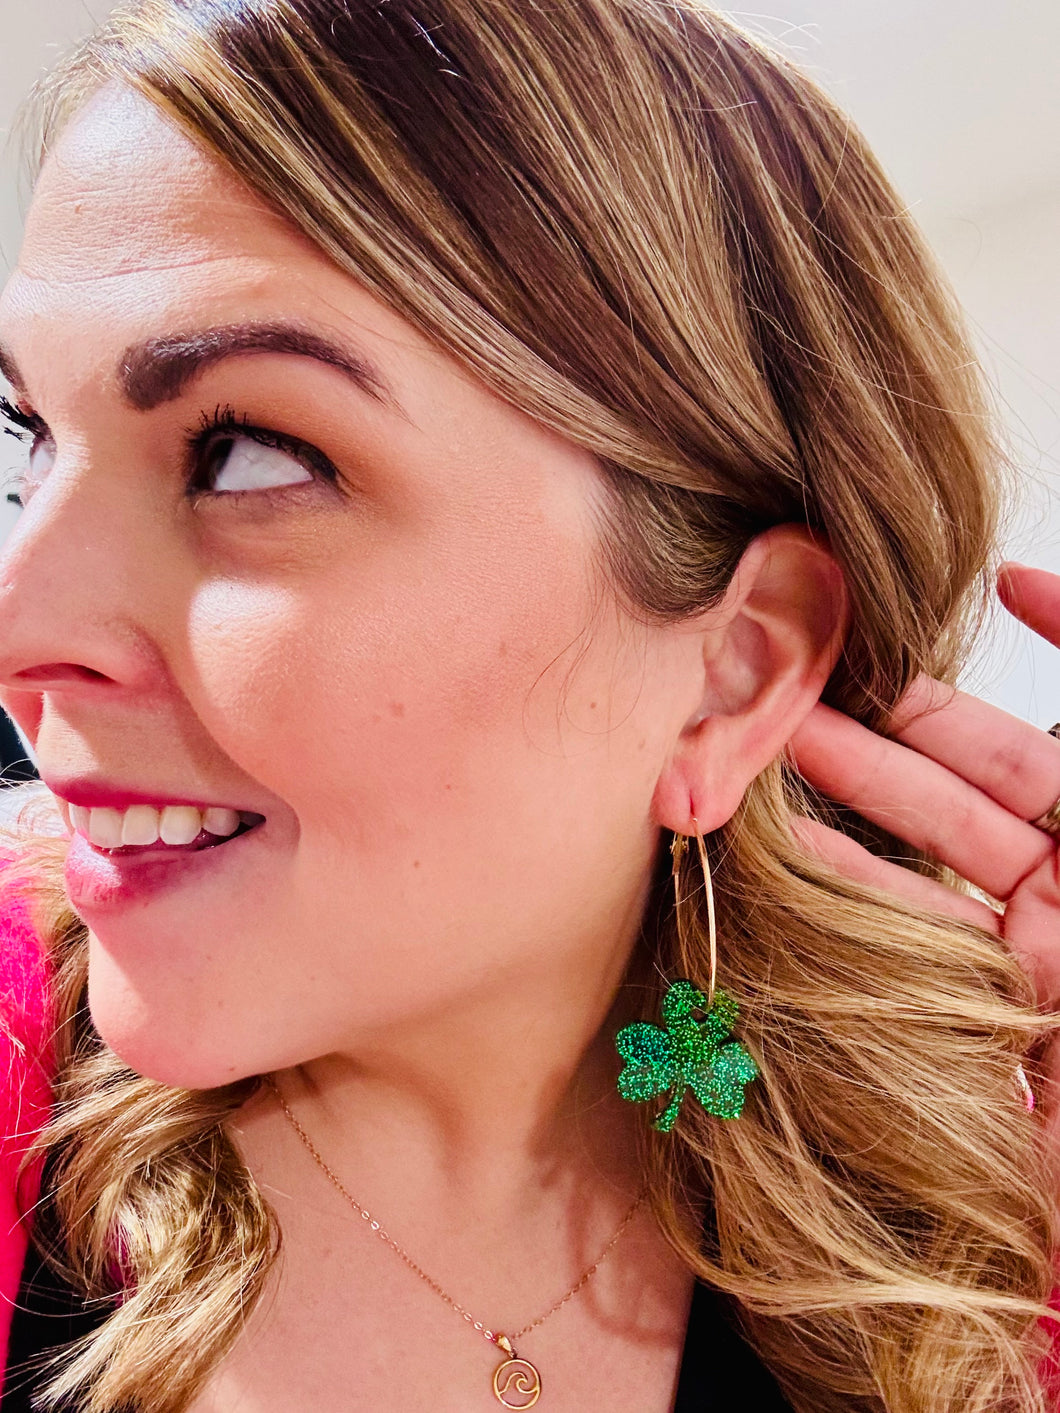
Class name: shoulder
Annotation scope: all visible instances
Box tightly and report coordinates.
[0,815,56,1366]
[0,785,61,1071]
[0,875,51,1074]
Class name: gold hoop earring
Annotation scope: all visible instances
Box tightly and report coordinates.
[671,814,716,1011]
[614,819,759,1130]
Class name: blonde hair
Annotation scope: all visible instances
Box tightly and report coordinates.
[7,1,1058,1409]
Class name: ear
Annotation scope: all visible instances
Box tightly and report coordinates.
[652,525,848,834]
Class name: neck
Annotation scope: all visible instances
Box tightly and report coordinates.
[223,940,704,1349]
[273,967,649,1228]
[228,925,678,1252]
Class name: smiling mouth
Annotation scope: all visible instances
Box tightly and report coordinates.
[89,814,267,856]
[57,796,270,857]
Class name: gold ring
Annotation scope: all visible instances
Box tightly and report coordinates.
[1031,724,1060,835]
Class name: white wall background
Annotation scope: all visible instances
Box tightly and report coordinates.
[0,0,1057,726]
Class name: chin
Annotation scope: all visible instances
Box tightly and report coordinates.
[86,959,261,1092]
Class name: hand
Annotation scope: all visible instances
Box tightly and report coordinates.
[788,562,1060,1108]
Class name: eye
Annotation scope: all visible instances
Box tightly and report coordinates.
[201,433,314,494]
[0,396,56,506]
[187,406,339,500]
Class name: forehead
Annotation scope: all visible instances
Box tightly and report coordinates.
[0,83,426,372]
[19,85,294,278]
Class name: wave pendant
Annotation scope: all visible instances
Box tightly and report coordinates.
[491,1334,542,1408]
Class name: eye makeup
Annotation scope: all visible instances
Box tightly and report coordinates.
[0,395,348,507]
[0,394,48,444]
[183,403,345,501]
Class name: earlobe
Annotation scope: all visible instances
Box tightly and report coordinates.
[652,525,848,835]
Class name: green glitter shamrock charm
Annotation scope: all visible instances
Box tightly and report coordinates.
[615,979,759,1131]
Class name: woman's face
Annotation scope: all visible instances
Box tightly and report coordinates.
[0,87,694,1087]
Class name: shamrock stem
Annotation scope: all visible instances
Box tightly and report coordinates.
[653,1090,684,1133]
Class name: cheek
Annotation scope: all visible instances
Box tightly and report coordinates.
[90,547,666,1083]
[184,578,309,781]
[182,568,579,833]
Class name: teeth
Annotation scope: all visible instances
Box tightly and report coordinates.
[204,807,241,837]
[89,807,124,849]
[160,806,203,846]
[66,801,250,848]
[122,805,161,846]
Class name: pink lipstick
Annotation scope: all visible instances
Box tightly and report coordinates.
[63,820,266,911]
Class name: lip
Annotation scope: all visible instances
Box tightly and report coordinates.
[63,821,267,912]
[42,775,260,814]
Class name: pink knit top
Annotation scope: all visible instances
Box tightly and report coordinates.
[0,877,52,1403]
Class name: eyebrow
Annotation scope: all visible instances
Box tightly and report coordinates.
[0,320,407,419]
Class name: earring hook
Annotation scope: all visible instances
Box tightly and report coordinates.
[671,815,716,1011]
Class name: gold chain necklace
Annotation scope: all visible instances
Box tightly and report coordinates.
[266,1075,648,1409]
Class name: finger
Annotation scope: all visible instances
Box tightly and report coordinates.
[790,816,1001,934]
[887,674,1060,825]
[790,703,1054,900]
[998,562,1060,651]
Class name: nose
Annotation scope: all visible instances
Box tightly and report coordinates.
[0,463,172,713]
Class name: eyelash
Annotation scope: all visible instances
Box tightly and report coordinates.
[0,397,48,507]
[0,396,46,442]
[185,404,341,501]
[0,396,341,505]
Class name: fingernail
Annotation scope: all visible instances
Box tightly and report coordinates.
[1015,1062,1036,1114]
[996,563,1022,604]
